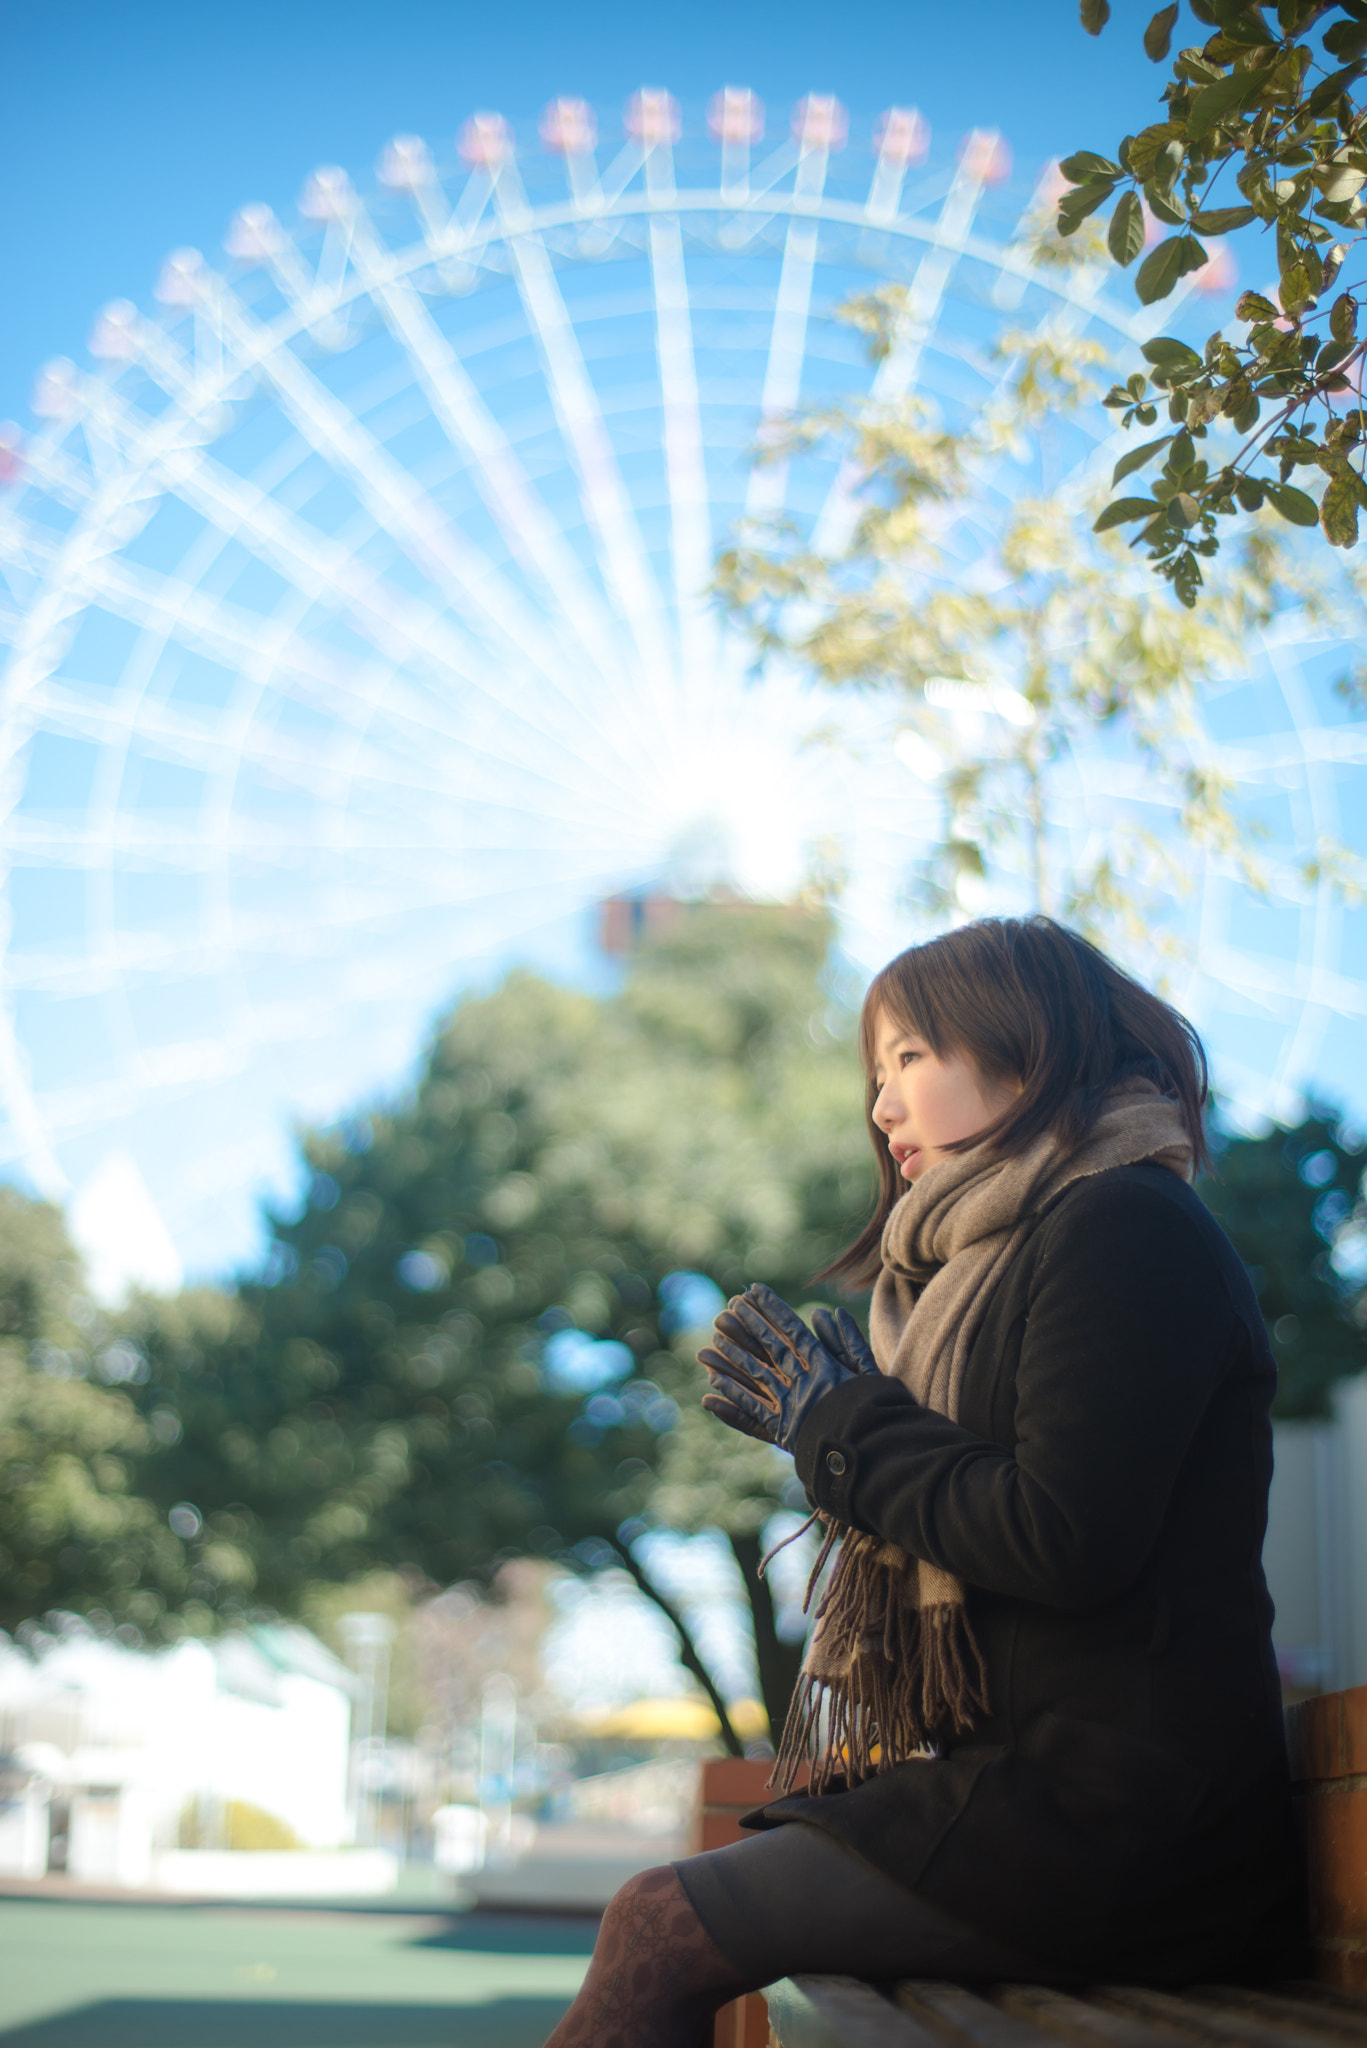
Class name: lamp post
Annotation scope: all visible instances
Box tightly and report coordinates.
[479,1672,518,1863]
[339,1612,396,1847]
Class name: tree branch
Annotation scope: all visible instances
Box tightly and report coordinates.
[606,1533,745,1758]
[728,1529,802,1751]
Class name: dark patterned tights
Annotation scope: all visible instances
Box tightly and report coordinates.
[543,1864,751,2048]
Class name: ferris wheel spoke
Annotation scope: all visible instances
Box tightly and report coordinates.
[159,446,637,779]
[1257,635,1345,1103]
[493,161,675,695]
[810,141,994,555]
[6,863,586,997]
[286,184,633,698]
[28,671,473,815]
[743,122,837,524]
[68,377,647,788]
[192,265,605,706]
[11,837,666,1034]
[0,999,66,1195]
[644,133,715,686]
[864,111,925,226]
[16,366,608,770]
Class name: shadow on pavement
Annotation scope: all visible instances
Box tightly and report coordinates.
[412,1910,599,1955]
[0,1998,569,2047]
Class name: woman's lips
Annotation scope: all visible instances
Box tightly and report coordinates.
[891,1141,921,1177]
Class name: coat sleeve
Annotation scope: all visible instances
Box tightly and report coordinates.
[793,1174,1244,1609]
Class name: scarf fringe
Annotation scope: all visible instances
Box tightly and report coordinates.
[768,1530,990,1796]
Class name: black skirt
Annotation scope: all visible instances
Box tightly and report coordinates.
[672,1819,1051,1985]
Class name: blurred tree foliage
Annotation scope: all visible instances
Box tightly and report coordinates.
[715,297,1363,938]
[120,900,871,1746]
[1200,1105,1367,1413]
[0,1190,190,1636]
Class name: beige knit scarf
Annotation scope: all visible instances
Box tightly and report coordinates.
[771,1082,1193,1795]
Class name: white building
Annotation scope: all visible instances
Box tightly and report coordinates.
[0,1623,354,1882]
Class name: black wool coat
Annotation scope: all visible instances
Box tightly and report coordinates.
[747,1163,1304,1985]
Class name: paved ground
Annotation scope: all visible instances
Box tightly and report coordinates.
[0,1893,596,2047]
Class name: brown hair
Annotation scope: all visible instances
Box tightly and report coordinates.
[826,916,1209,1287]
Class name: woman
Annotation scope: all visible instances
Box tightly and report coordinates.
[545,917,1302,2048]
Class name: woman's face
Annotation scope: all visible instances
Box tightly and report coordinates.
[869,1005,1020,1182]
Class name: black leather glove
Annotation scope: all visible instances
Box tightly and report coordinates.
[697,1282,877,1451]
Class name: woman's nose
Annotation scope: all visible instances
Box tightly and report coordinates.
[872,1085,896,1131]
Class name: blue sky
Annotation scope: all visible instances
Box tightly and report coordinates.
[2,0,1166,423]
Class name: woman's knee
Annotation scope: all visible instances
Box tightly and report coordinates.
[599,1864,693,1945]
[594,1863,743,1994]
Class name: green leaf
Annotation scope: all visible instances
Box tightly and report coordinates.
[1189,205,1258,233]
[1144,4,1180,57]
[1232,394,1261,432]
[1303,242,1325,299]
[1133,234,1208,305]
[1059,150,1123,182]
[1112,432,1175,484]
[1321,466,1362,546]
[1142,335,1204,376]
[1264,480,1320,526]
[1174,492,1203,526]
[1094,496,1165,531]
[1236,289,1279,322]
[1146,183,1189,225]
[1080,0,1111,30]
[1234,475,1265,510]
[1136,237,1188,305]
[1172,549,1203,608]
[1331,293,1359,345]
[1280,261,1314,312]
[1127,121,1184,181]
[1314,162,1367,205]
[1324,17,1367,60]
[1186,67,1266,142]
[1216,17,1277,47]
[1058,180,1117,233]
[1175,50,1226,83]
[1318,337,1356,372]
[1306,63,1367,117]
[1154,139,1185,190]
[1187,384,1225,429]
[1108,190,1145,266]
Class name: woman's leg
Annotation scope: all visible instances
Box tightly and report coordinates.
[543,1863,753,2048]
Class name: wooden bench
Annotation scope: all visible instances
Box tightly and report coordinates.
[694,1685,1367,2048]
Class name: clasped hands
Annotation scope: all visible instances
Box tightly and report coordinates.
[697,1282,876,1452]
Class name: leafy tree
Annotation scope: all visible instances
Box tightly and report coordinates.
[1200,1106,1367,1413]
[0,1190,190,1637]
[1065,0,1367,594]
[125,901,870,1749]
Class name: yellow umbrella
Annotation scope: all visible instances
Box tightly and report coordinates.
[578,1695,769,1742]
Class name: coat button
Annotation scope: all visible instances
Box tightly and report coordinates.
[825,1449,847,1477]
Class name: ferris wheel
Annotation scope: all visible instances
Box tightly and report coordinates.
[0,87,1362,1280]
